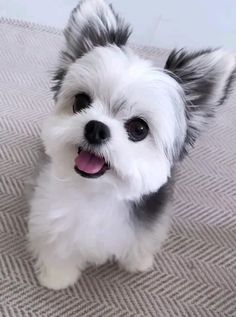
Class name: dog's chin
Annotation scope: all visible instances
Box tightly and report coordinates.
[74,147,110,179]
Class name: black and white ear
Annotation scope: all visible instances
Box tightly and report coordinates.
[52,0,131,95]
[165,49,236,155]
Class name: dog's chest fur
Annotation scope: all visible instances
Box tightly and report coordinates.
[33,163,136,263]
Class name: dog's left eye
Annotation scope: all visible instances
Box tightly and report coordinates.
[73,93,91,113]
[125,117,149,142]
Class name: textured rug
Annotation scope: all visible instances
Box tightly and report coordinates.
[0,18,236,317]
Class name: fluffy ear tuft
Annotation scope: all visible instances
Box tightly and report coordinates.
[52,0,131,96]
[165,48,236,156]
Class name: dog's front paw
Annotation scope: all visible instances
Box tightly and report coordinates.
[121,254,154,273]
[38,264,80,290]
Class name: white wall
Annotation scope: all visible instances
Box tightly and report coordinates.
[112,0,236,49]
[0,0,235,49]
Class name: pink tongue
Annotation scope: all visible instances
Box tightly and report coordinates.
[75,151,105,174]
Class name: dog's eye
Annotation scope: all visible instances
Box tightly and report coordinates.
[125,117,149,142]
[73,93,91,113]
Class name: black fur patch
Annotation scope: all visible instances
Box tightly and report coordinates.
[165,48,214,75]
[131,177,174,225]
[165,48,216,106]
[165,48,236,159]
[52,68,67,97]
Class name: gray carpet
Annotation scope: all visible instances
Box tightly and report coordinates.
[0,18,236,317]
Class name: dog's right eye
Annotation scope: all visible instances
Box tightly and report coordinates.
[73,93,91,113]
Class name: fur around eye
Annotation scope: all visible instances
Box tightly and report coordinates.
[73,93,91,113]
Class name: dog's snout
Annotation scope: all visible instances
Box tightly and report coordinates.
[84,120,110,145]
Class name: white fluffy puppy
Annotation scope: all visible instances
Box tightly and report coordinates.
[28,0,235,289]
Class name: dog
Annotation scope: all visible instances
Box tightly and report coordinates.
[28,0,235,290]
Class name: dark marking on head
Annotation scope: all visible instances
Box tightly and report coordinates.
[165,48,236,159]
[52,1,131,98]
[112,98,127,116]
[165,48,217,106]
[52,68,67,99]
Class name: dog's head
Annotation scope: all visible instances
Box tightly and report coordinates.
[42,0,235,199]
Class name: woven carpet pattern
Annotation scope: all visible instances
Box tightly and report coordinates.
[0,18,236,317]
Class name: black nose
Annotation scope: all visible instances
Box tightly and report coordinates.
[84,120,111,145]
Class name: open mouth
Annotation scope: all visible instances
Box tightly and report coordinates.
[74,147,110,178]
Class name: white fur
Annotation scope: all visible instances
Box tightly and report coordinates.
[28,0,235,290]
[29,45,178,289]
[29,161,170,289]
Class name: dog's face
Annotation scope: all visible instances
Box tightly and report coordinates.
[43,45,186,199]
[42,0,235,200]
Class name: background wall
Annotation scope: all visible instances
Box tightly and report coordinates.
[0,0,235,49]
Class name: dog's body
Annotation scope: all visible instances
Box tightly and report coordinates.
[28,0,235,290]
[30,161,171,289]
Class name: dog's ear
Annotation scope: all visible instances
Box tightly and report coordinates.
[52,0,131,96]
[165,49,235,156]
